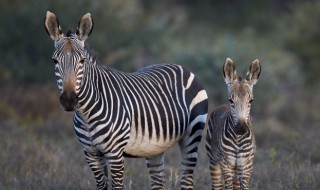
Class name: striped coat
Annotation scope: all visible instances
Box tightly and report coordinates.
[45,11,208,190]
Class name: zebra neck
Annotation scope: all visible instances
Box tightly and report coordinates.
[76,63,112,119]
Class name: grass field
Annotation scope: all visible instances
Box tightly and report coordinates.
[1,85,319,190]
[1,116,320,190]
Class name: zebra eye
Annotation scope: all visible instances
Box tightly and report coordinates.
[79,58,86,64]
[52,58,59,64]
[228,98,234,104]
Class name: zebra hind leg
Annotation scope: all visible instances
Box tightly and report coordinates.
[178,123,205,190]
[146,153,166,189]
[205,135,223,190]
[84,150,109,190]
[209,161,223,190]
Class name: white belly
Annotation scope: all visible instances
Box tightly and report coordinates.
[123,131,179,157]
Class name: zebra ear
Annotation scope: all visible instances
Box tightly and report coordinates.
[223,58,237,85]
[246,59,261,85]
[76,13,94,41]
[44,11,63,41]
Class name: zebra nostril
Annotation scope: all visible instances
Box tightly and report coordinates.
[60,92,67,103]
[72,93,79,104]
[59,91,78,111]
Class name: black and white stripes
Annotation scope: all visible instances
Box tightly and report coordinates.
[45,11,208,190]
[206,58,261,190]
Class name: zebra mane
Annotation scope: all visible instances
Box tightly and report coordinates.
[84,42,100,65]
[63,30,100,65]
[237,76,244,82]
[65,30,74,37]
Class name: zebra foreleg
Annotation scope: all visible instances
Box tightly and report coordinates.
[220,164,235,190]
[146,153,166,189]
[233,176,241,190]
[236,163,253,190]
[107,153,124,190]
[84,150,109,190]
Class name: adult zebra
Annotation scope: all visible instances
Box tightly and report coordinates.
[206,58,261,190]
[45,11,208,190]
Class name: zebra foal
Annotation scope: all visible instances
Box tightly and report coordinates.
[206,58,261,190]
[44,12,208,190]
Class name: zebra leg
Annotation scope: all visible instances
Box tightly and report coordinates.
[209,162,223,190]
[84,150,108,190]
[206,137,223,190]
[107,153,124,190]
[221,163,235,190]
[237,163,253,190]
[178,113,206,190]
[178,129,203,190]
[233,175,241,190]
[146,153,166,189]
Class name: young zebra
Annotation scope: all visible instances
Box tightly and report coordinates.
[44,12,208,190]
[206,58,261,190]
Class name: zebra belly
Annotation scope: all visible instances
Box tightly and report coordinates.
[123,133,178,157]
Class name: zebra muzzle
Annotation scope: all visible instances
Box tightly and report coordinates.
[235,121,249,136]
[59,91,78,112]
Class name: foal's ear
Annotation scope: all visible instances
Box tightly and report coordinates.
[223,58,237,84]
[44,11,63,41]
[246,59,261,85]
[76,13,94,41]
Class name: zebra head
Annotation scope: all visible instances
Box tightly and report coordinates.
[223,58,261,135]
[44,11,93,111]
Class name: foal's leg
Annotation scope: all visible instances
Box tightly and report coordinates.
[221,162,235,190]
[209,162,223,190]
[237,162,254,190]
[206,135,223,190]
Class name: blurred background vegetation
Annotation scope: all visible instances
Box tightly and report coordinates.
[0,0,319,189]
